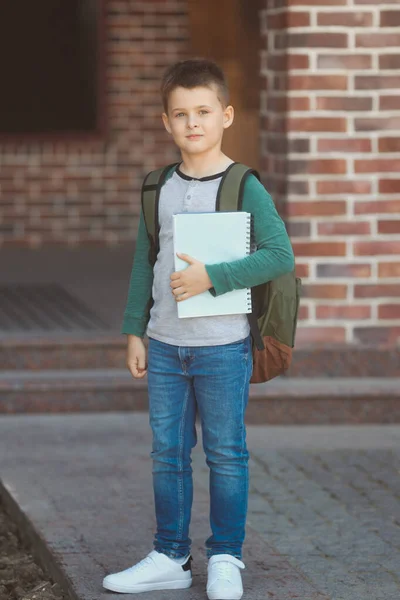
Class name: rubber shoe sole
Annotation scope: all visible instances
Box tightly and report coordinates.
[207,591,242,600]
[103,577,192,594]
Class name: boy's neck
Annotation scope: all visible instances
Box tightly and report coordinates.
[179,150,234,179]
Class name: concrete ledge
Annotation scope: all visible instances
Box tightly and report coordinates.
[0,480,79,600]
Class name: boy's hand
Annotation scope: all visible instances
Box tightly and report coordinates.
[126,335,147,379]
[170,253,213,301]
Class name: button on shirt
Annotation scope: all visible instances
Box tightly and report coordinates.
[146,169,250,347]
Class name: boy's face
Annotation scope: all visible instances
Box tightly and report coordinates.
[162,85,234,156]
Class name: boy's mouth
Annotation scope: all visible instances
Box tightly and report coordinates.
[186,134,203,140]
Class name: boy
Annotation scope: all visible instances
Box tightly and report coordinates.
[103,59,294,599]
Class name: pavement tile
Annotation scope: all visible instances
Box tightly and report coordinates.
[0,414,399,600]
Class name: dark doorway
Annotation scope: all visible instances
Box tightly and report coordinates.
[0,0,104,136]
[188,0,263,170]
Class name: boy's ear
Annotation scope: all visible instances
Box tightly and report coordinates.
[223,105,234,130]
[162,112,172,134]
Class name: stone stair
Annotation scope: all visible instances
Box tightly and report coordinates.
[0,334,399,423]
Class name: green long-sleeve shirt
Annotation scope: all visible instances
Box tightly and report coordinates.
[122,173,295,338]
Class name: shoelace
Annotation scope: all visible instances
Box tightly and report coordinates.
[127,556,153,573]
[213,561,236,582]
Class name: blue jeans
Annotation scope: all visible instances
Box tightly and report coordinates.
[147,335,252,560]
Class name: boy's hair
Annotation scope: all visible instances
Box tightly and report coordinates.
[161,59,230,112]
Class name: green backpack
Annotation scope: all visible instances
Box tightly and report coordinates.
[141,162,301,383]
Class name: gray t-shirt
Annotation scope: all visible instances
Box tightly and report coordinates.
[146,169,250,347]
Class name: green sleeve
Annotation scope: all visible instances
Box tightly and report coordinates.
[205,175,295,296]
[121,209,154,337]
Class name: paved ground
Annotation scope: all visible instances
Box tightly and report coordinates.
[0,414,399,600]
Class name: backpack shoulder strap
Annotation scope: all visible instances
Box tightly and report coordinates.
[216,163,264,350]
[216,163,261,212]
[141,163,179,256]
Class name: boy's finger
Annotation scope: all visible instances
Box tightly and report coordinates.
[170,279,182,289]
[137,357,146,370]
[135,369,147,379]
[177,253,196,264]
[172,286,185,296]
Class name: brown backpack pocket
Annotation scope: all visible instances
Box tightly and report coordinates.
[250,335,292,384]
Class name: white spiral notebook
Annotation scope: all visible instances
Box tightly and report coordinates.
[173,211,252,319]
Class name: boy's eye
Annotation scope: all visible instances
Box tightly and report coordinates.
[199,110,209,115]
[176,112,185,117]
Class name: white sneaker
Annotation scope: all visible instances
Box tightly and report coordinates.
[102,550,193,594]
[207,554,245,600]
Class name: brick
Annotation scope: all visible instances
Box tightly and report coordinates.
[317,54,372,70]
[303,283,347,300]
[287,180,310,195]
[296,263,310,278]
[355,200,400,214]
[317,12,373,27]
[275,32,348,50]
[379,180,400,194]
[355,159,400,173]
[378,220,400,234]
[295,327,346,345]
[318,221,371,235]
[266,138,310,154]
[288,159,347,175]
[267,54,309,70]
[380,11,400,27]
[289,97,311,111]
[355,241,400,256]
[380,54,400,70]
[269,97,310,111]
[293,242,346,257]
[286,221,311,237]
[317,181,371,195]
[379,305,400,319]
[288,75,348,91]
[268,11,310,28]
[317,263,372,278]
[316,97,372,111]
[288,0,347,4]
[354,0,400,3]
[316,305,371,320]
[288,201,346,217]
[333,114,399,132]
[379,262,400,278]
[355,284,400,298]
[299,305,309,320]
[357,33,400,48]
[354,327,400,345]
[288,138,310,154]
[318,138,372,153]
[380,96,400,111]
[289,118,347,132]
[355,76,400,90]
[379,138,400,153]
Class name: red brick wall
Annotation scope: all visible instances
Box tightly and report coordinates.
[0,0,188,247]
[262,0,400,347]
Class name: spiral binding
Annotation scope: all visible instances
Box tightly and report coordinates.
[245,214,252,313]
[245,214,251,255]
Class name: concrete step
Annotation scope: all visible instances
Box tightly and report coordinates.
[0,370,399,424]
[0,333,125,370]
[1,334,400,377]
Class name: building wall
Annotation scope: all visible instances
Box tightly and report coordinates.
[0,0,187,247]
[263,0,400,346]
[0,0,399,347]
